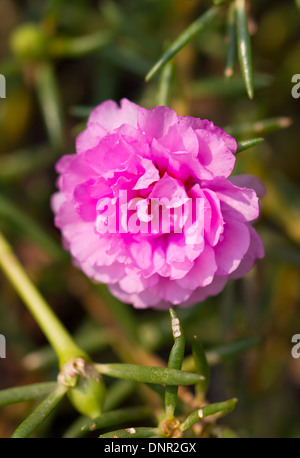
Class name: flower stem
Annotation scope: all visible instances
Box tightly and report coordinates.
[0,232,87,367]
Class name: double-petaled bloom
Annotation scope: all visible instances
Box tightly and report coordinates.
[52,99,264,309]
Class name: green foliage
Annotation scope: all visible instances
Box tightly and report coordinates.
[145,7,218,81]
[0,294,238,438]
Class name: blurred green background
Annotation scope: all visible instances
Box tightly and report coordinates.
[0,0,300,438]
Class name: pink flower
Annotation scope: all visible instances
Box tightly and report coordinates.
[52,98,265,309]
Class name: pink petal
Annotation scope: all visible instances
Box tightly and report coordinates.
[137,105,178,139]
[80,261,125,284]
[51,192,65,214]
[156,277,192,304]
[229,174,266,198]
[189,184,224,246]
[133,158,160,190]
[130,241,153,269]
[196,129,236,178]
[229,224,264,280]
[59,156,98,198]
[203,189,224,246]
[158,123,199,156]
[179,117,237,153]
[214,219,250,275]
[119,270,158,294]
[176,244,217,289]
[150,140,213,183]
[149,173,189,208]
[179,275,228,308]
[85,135,132,176]
[108,283,161,309]
[88,98,139,131]
[76,123,107,154]
[168,259,194,280]
[55,155,74,174]
[208,179,259,222]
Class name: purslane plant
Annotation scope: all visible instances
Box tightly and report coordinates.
[1,0,293,439]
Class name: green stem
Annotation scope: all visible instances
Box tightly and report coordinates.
[0,232,87,367]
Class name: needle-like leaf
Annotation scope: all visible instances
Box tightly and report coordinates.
[94,363,204,386]
[192,336,210,398]
[180,398,238,432]
[11,385,67,438]
[80,406,152,433]
[165,309,185,418]
[100,427,161,438]
[0,382,58,407]
[236,137,264,153]
[35,62,64,152]
[145,7,218,81]
[213,0,233,5]
[235,0,254,99]
[225,3,237,78]
[226,117,292,138]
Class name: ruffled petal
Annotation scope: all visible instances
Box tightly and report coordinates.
[229,224,264,280]
[195,129,236,178]
[207,179,259,222]
[176,244,217,289]
[214,219,250,275]
[88,98,139,131]
[229,174,266,198]
[76,123,107,154]
[137,105,178,139]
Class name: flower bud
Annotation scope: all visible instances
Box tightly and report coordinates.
[10,23,49,61]
[58,358,106,418]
